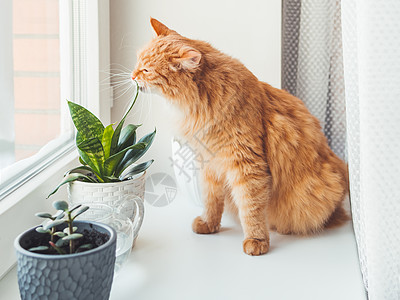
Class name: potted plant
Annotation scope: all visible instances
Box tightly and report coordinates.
[14,200,117,300]
[48,83,154,235]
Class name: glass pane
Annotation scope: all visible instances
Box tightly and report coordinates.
[0,0,73,198]
[12,0,60,163]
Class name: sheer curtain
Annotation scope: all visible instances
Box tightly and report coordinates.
[282,0,400,298]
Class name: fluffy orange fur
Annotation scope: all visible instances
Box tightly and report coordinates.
[133,18,349,256]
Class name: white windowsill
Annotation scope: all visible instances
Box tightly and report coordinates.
[0,192,367,299]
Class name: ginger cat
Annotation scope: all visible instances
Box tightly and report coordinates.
[132,18,349,256]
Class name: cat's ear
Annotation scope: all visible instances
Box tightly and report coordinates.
[150,18,174,36]
[177,48,202,70]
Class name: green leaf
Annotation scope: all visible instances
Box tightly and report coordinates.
[69,204,82,213]
[110,82,140,156]
[35,212,53,219]
[47,172,98,198]
[115,129,156,176]
[77,137,105,177]
[64,166,93,177]
[71,205,89,219]
[103,175,120,183]
[55,238,69,248]
[79,156,88,166]
[43,219,66,231]
[62,233,83,241]
[29,246,49,252]
[63,227,78,234]
[119,160,154,180]
[35,227,51,234]
[76,132,100,176]
[67,101,104,140]
[52,211,65,220]
[53,232,67,238]
[77,149,103,181]
[103,142,147,177]
[102,124,115,159]
[53,201,69,211]
[117,124,140,152]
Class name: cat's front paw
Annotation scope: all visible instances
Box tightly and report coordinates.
[192,216,220,234]
[243,238,269,256]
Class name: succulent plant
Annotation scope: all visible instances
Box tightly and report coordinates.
[48,82,155,198]
[30,200,92,254]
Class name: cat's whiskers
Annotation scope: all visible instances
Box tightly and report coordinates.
[99,65,138,104]
[114,81,136,102]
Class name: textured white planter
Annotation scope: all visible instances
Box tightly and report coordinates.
[67,172,145,242]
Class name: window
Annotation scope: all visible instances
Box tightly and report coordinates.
[0,0,112,199]
[0,0,111,278]
[0,0,74,199]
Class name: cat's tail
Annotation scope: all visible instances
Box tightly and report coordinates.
[325,204,351,229]
[325,161,351,229]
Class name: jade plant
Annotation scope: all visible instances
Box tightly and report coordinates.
[30,200,93,254]
[48,83,155,197]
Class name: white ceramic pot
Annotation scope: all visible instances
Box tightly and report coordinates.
[68,173,145,244]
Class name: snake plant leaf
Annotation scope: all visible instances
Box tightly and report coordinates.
[35,227,51,234]
[43,219,66,231]
[102,124,115,159]
[110,82,140,156]
[29,246,49,252]
[35,212,53,219]
[103,175,120,182]
[47,173,97,198]
[103,142,147,177]
[119,160,154,180]
[115,129,156,176]
[77,137,105,176]
[76,132,102,179]
[62,233,83,241]
[53,200,69,211]
[64,166,93,177]
[77,137,104,155]
[117,124,140,152]
[79,156,87,166]
[77,149,102,181]
[67,101,104,140]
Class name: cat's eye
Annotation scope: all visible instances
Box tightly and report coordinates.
[142,68,149,73]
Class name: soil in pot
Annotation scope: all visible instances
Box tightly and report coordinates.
[20,225,109,255]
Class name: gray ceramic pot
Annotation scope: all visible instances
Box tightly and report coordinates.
[14,221,117,300]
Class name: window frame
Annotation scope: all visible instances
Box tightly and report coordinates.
[0,0,111,279]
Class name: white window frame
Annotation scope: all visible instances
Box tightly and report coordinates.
[0,0,111,279]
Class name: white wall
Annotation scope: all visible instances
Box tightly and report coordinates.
[110,0,281,176]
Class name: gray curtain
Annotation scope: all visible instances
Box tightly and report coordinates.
[283,1,400,298]
[282,0,347,161]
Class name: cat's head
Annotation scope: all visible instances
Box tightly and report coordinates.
[132,18,202,100]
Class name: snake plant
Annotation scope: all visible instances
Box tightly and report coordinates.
[48,83,155,198]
